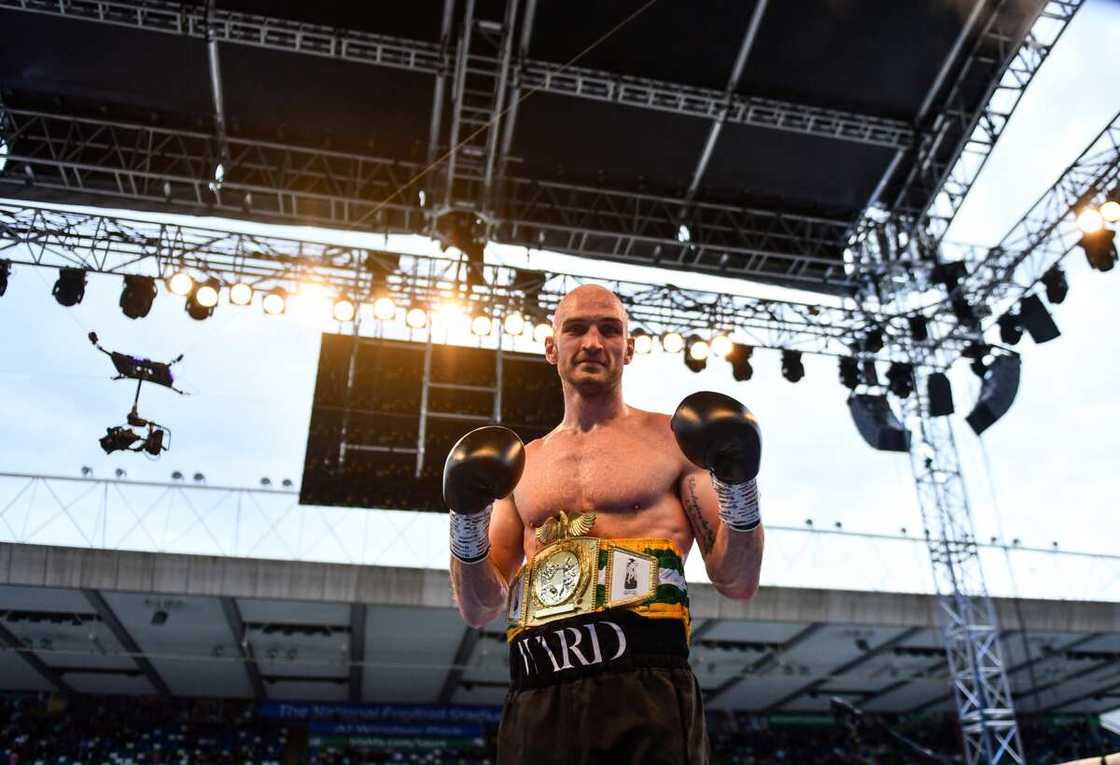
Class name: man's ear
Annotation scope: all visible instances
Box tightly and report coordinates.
[544,334,558,365]
[624,336,635,365]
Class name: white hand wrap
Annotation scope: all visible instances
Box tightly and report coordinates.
[449,505,493,564]
[710,475,761,533]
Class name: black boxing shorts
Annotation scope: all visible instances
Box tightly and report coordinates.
[497,610,709,764]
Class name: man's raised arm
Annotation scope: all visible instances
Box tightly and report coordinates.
[443,427,527,627]
[672,392,765,601]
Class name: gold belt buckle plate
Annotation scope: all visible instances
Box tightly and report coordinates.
[524,536,599,627]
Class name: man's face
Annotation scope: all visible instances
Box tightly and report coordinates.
[545,287,634,395]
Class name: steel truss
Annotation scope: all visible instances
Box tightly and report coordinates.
[849,0,1083,293]
[0,105,855,290]
[0,0,913,151]
[0,202,926,359]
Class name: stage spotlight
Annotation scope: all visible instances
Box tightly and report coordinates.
[781,350,804,383]
[119,275,157,319]
[908,315,928,343]
[710,334,733,359]
[185,278,220,320]
[1040,266,1068,304]
[405,306,428,328]
[1018,294,1060,343]
[997,311,1023,345]
[1076,206,1104,234]
[151,609,169,626]
[927,372,954,417]
[373,296,396,321]
[52,268,87,307]
[1079,228,1117,272]
[0,260,9,296]
[533,321,553,343]
[886,362,915,398]
[262,287,288,316]
[229,282,253,306]
[332,296,357,322]
[862,328,884,354]
[839,357,860,390]
[962,342,991,378]
[167,271,194,296]
[727,343,754,381]
[631,328,653,354]
[950,295,979,329]
[661,331,684,354]
[687,336,710,362]
[502,312,525,336]
[683,335,707,373]
[0,138,7,174]
[1101,200,1120,223]
[471,315,493,336]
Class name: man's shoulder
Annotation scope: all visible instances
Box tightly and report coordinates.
[629,405,672,432]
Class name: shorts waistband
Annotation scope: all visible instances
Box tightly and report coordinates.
[508,609,690,691]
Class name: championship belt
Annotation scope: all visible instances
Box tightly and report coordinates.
[505,511,690,641]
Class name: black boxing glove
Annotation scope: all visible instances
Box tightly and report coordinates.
[672,391,762,532]
[443,426,526,563]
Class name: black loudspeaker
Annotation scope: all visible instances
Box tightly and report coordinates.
[927,372,954,416]
[848,394,911,452]
[1018,294,1060,344]
[966,354,1021,436]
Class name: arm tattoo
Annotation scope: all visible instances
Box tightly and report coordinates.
[683,476,716,554]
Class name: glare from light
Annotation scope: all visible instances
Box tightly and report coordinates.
[471,315,493,336]
[0,139,8,174]
[214,163,225,184]
[661,332,684,354]
[290,281,332,318]
[1100,200,1120,223]
[418,190,427,208]
[168,272,194,296]
[710,334,734,358]
[633,333,653,355]
[502,312,525,336]
[333,297,357,322]
[262,289,287,315]
[405,307,428,329]
[1077,207,1104,234]
[194,283,219,308]
[373,296,396,321]
[533,322,553,343]
[677,224,691,243]
[688,339,710,361]
[229,283,253,306]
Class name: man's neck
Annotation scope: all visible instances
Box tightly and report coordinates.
[559,385,628,432]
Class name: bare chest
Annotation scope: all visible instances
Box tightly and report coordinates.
[513,427,679,528]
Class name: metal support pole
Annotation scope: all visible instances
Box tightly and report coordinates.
[416,339,434,479]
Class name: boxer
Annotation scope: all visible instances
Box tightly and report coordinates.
[445,284,764,764]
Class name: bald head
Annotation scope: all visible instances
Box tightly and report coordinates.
[552,284,629,333]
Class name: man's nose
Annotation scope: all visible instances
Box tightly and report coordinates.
[580,328,605,351]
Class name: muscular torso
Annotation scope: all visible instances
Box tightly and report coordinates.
[511,407,695,562]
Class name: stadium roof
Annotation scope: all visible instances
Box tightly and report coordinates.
[0,0,1055,293]
[2,543,1119,715]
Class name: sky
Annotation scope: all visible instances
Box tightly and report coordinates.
[1,0,1119,600]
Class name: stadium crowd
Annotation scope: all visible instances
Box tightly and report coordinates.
[1,693,1114,764]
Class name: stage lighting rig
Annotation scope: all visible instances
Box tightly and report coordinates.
[683,335,707,373]
[185,278,220,320]
[727,343,754,382]
[119,275,157,319]
[1079,227,1117,271]
[0,259,10,297]
[1040,266,1068,304]
[839,357,860,390]
[908,315,928,343]
[781,350,804,383]
[89,331,186,457]
[52,267,87,307]
[886,362,915,398]
[996,310,1023,345]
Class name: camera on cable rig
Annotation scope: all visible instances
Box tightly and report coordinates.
[89,331,186,457]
